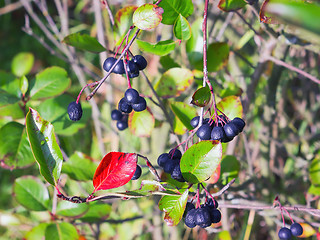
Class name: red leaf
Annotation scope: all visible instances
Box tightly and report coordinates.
[92,152,138,192]
[206,163,221,184]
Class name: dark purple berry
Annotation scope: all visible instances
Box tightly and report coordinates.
[223,122,240,138]
[103,57,116,72]
[113,59,125,74]
[131,165,142,180]
[68,101,83,121]
[163,159,179,174]
[132,97,146,112]
[232,117,246,132]
[209,209,221,223]
[221,135,234,143]
[206,198,219,209]
[111,109,123,121]
[125,88,140,104]
[118,98,132,113]
[171,163,185,182]
[185,209,196,228]
[211,126,226,141]
[290,223,303,236]
[133,55,147,70]
[157,153,170,168]
[196,123,212,140]
[116,120,128,131]
[194,208,211,227]
[217,115,228,127]
[185,202,195,214]
[278,227,292,240]
[190,116,200,128]
[169,148,182,159]
[126,60,139,78]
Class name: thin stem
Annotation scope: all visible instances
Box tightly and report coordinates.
[210,178,236,197]
[102,0,114,26]
[137,154,161,182]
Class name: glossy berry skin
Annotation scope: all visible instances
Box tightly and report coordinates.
[131,165,142,180]
[290,223,303,236]
[278,227,292,240]
[113,59,125,74]
[194,208,211,227]
[211,126,226,141]
[163,159,178,174]
[171,163,185,182]
[169,148,182,159]
[196,123,212,140]
[223,122,240,138]
[116,120,128,131]
[126,60,139,78]
[232,117,245,132]
[125,88,140,104]
[206,198,219,209]
[133,55,147,70]
[209,209,221,223]
[111,109,123,121]
[157,153,170,168]
[118,98,132,113]
[190,116,200,128]
[185,209,197,228]
[68,101,83,121]
[132,97,147,112]
[103,57,116,72]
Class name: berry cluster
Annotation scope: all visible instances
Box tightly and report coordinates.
[103,55,147,78]
[278,223,303,239]
[111,109,128,131]
[157,149,185,182]
[184,199,221,228]
[131,165,142,180]
[191,116,245,142]
[118,88,147,113]
[68,101,83,121]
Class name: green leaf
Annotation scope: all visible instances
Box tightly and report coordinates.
[30,67,71,100]
[25,108,63,186]
[0,103,24,119]
[128,108,155,137]
[220,155,240,185]
[173,14,191,40]
[136,39,176,56]
[154,68,194,98]
[80,202,112,222]
[158,0,194,25]
[20,75,29,96]
[265,0,320,35]
[115,6,137,43]
[45,222,78,240]
[186,18,203,54]
[173,115,188,135]
[217,95,243,120]
[0,89,20,108]
[0,70,21,97]
[159,55,180,69]
[62,152,97,181]
[25,223,49,240]
[13,176,49,211]
[56,201,89,217]
[218,0,247,12]
[133,4,163,30]
[191,86,211,107]
[181,140,223,184]
[62,33,106,52]
[309,156,320,186]
[11,52,34,77]
[158,189,188,226]
[38,95,91,136]
[308,184,320,196]
[170,101,197,131]
[0,122,34,168]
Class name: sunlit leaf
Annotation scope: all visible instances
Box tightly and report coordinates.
[45,222,79,240]
[136,39,176,56]
[128,107,155,137]
[158,0,194,25]
[173,14,191,40]
[11,52,34,77]
[19,75,29,96]
[170,101,197,130]
[309,156,320,186]
[62,33,106,52]
[133,4,163,30]
[218,0,246,12]
[191,86,211,107]
[217,96,243,120]
[56,201,89,217]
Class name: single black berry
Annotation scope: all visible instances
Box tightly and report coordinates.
[184,202,195,216]
[103,57,116,72]
[169,148,182,159]
[132,97,147,112]
[209,208,221,223]
[131,165,142,180]
[126,60,139,78]
[68,101,83,121]
[196,123,212,140]
[206,198,219,209]
[185,209,197,228]
[290,223,303,236]
[211,126,226,141]
[125,88,140,104]
[194,208,211,227]
[116,120,128,131]
[113,59,125,74]
[278,227,292,240]
[223,122,240,138]
[111,109,123,121]
[190,116,200,128]
[232,117,245,132]
[221,135,234,143]
[163,159,178,174]
[171,163,185,182]
[118,98,132,113]
[157,153,170,168]
[133,55,147,70]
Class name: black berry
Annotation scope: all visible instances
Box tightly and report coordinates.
[290,223,303,236]
[132,96,147,112]
[111,109,123,121]
[171,163,185,182]
[131,165,142,180]
[223,122,240,138]
[157,153,170,168]
[118,98,132,113]
[206,198,219,209]
[103,57,116,72]
[185,209,196,228]
[116,120,128,131]
[278,227,292,240]
[163,159,178,174]
[68,101,83,121]
[194,208,211,227]
[169,148,182,159]
[113,59,125,74]
[190,116,200,128]
[133,55,147,70]
[211,126,226,141]
[184,202,195,215]
[209,208,221,223]
[196,123,212,140]
[125,88,140,104]
[232,117,245,132]
[126,60,139,78]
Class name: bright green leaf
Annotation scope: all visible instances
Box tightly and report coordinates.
[30,67,71,100]
[20,75,29,96]
[56,201,89,217]
[173,14,191,40]
[186,18,203,54]
[217,95,243,120]
[160,55,180,69]
[45,222,78,240]
[308,184,320,196]
[218,0,247,12]
[11,52,34,77]
[309,157,320,186]
[114,6,137,44]
[136,39,176,56]
[0,70,21,97]
[133,4,163,30]
[191,86,211,107]
[154,68,194,98]
[170,101,197,130]
[62,33,106,52]
[25,223,49,240]
[128,108,155,137]
[220,155,240,185]
[181,140,223,184]
[158,0,194,25]
[25,108,63,186]
[13,176,50,211]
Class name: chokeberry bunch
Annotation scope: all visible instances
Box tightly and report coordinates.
[110,109,128,131]
[277,222,303,239]
[118,88,147,114]
[68,101,83,121]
